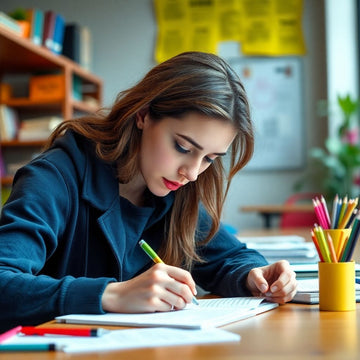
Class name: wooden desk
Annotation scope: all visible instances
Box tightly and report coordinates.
[3,303,359,359]
[240,204,314,228]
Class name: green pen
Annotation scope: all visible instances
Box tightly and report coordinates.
[139,239,199,305]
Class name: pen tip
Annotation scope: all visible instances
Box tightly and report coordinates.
[192,297,199,306]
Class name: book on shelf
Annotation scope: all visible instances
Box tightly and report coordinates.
[61,23,92,70]
[42,10,57,51]
[52,13,65,54]
[292,278,360,304]
[62,23,81,62]
[17,116,62,141]
[80,25,92,71]
[26,8,44,46]
[56,297,278,330]
[0,105,19,141]
[0,11,22,35]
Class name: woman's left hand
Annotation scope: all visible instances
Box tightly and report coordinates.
[245,260,297,304]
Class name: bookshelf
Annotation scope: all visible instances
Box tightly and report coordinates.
[0,26,103,189]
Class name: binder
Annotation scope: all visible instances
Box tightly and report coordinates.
[62,23,80,63]
[26,8,44,46]
[42,10,57,50]
[52,13,65,54]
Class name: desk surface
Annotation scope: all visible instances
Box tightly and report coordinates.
[3,303,359,359]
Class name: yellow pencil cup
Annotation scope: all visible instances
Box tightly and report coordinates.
[318,261,356,311]
[323,229,351,260]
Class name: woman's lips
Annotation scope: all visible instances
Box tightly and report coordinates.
[163,178,182,191]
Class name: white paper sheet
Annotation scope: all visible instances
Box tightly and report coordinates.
[56,297,278,329]
[2,327,240,353]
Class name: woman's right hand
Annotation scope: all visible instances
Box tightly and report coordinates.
[101,263,197,313]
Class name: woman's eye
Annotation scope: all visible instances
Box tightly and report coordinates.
[174,141,190,154]
[204,156,214,164]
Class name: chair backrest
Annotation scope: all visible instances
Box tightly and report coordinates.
[280,192,319,228]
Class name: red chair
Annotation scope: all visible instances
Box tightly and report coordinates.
[280,192,319,228]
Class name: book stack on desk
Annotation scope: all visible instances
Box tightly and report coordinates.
[238,235,319,264]
[292,263,360,278]
[291,263,360,304]
[293,278,360,304]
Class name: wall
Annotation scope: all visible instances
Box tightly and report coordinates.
[0,0,329,231]
[325,0,359,136]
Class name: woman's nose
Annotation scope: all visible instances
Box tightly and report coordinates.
[178,159,202,182]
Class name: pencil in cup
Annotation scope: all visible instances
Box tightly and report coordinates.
[138,239,199,305]
[311,194,360,262]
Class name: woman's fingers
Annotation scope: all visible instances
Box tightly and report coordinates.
[101,263,196,313]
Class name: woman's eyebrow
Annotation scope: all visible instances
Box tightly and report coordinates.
[177,134,227,156]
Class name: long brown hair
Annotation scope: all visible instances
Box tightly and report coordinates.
[46,51,254,269]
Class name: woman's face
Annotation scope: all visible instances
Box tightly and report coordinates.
[136,111,236,197]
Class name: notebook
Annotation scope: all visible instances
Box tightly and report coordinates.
[56,297,278,330]
[292,278,360,304]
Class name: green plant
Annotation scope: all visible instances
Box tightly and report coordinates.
[295,94,360,199]
[8,8,27,21]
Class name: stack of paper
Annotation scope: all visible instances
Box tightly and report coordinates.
[292,263,360,278]
[292,278,360,304]
[238,235,319,264]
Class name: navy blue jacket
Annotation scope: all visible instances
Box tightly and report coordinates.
[0,131,267,331]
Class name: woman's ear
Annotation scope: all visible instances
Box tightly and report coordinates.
[136,107,149,130]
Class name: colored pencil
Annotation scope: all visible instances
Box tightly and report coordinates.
[326,233,338,263]
[331,194,339,228]
[320,196,331,229]
[340,215,360,262]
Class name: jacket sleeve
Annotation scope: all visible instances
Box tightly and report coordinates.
[192,207,268,297]
[0,157,115,331]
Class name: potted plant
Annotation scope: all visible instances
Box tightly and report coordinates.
[295,94,360,200]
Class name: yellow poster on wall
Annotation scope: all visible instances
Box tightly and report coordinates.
[153,0,306,63]
[241,0,306,56]
[154,0,219,63]
[217,0,244,42]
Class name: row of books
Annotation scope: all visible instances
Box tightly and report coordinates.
[0,9,91,69]
[0,105,62,142]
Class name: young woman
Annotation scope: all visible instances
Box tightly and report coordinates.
[0,52,296,331]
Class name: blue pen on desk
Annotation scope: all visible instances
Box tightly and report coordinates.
[0,344,63,352]
[139,239,199,306]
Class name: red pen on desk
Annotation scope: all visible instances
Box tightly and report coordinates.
[20,326,109,337]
